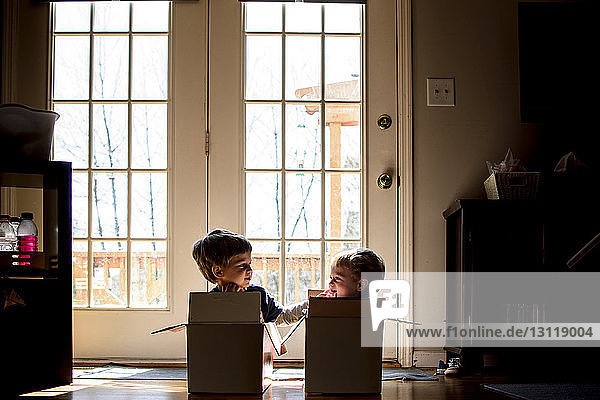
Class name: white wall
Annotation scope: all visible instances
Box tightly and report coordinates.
[412,0,541,347]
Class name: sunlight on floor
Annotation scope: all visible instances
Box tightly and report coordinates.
[101,380,188,393]
[271,380,304,389]
[20,378,188,397]
[20,379,109,397]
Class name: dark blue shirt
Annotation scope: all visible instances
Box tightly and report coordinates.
[210,284,283,323]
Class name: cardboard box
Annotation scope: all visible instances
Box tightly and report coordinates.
[305,297,382,394]
[153,292,287,394]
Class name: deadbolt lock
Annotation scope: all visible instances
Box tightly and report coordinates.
[377,173,393,190]
[377,114,392,130]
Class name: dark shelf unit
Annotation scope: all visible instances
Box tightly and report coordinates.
[443,199,600,376]
[443,199,545,373]
[0,161,72,396]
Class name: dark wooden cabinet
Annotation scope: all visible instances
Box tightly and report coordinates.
[443,199,545,274]
[443,199,545,372]
[0,161,72,396]
[443,199,600,374]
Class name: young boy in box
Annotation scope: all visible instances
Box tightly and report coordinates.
[319,247,385,298]
[192,229,307,325]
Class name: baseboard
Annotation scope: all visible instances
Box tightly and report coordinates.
[74,359,407,368]
[74,359,187,368]
[73,359,304,368]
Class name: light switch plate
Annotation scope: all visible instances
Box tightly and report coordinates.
[427,78,455,106]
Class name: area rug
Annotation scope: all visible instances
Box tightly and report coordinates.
[73,366,436,381]
[270,367,436,381]
[483,383,600,400]
[73,366,187,380]
[382,368,437,381]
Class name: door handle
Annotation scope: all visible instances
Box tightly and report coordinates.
[377,114,392,130]
[377,173,393,190]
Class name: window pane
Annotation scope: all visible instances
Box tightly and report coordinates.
[245,36,282,100]
[325,173,360,239]
[93,2,129,32]
[325,36,361,101]
[285,172,321,239]
[286,36,321,100]
[245,104,282,170]
[132,36,168,100]
[91,240,127,307]
[285,104,321,170]
[53,2,170,310]
[325,241,360,279]
[53,37,89,100]
[285,3,321,33]
[54,2,90,32]
[245,3,282,33]
[131,173,167,238]
[93,36,129,100]
[53,104,89,168]
[285,241,321,304]
[93,104,128,169]
[132,1,169,32]
[325,104,360,169]
[246,173,281,238]
[72,172,88,238]
[132,104,167,169]
[72,240,88,307]
[131,241,167,308]
[92,172,128,238]
[250,241,280,301]
[324,4,361,34]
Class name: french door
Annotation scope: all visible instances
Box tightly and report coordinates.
[208,0,404,361]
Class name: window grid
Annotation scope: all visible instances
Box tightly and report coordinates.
[242,4,363,304]
[51,2,170,309]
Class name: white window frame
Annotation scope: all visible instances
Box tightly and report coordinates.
[49,1,172,310]
[241,3,365,304]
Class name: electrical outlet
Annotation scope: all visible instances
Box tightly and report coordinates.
[427,78,455,106]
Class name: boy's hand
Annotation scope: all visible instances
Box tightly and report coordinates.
[317,289,335,297]
[220,282,245,292]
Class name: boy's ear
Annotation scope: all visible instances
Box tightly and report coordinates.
[212,266,223,278]
[357,278,369,292]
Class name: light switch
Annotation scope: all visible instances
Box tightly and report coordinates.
[427,78,455,107]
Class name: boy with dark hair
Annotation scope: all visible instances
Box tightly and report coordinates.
[320,247,385,298]
[192,229,306,324]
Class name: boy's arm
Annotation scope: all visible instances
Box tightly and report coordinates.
[275,300,308,326]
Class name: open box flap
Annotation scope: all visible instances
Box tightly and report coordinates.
[264,315,306,356]
[150,323,186,335]
[281,315,305,343]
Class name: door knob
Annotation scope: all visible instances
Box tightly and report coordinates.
[377,173,393,190]
[377,114,392,130]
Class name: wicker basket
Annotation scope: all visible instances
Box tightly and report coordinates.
[484,172,541,200]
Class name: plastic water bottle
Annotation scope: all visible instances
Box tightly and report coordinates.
[0,214,17,251]
[17,212,38,252]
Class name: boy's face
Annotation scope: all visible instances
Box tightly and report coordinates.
[216,251,253,289]
[328,265,360,297]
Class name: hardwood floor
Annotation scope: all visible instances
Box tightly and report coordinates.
[18,376,511,400]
